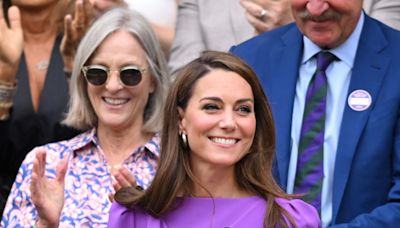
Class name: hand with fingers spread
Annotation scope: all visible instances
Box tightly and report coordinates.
[0,4,23,82]
[109,166,138,202]
[240,0,293,34]
[30,149,69,228]
[60,0,94,72]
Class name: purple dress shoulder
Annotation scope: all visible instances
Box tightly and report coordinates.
[108,196,320,228]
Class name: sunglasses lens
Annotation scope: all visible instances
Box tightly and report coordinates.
[120,69,142,86]
[85,68,108,85]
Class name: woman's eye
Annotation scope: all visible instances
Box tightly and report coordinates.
[202,104,220,111]
[238,105,252,114]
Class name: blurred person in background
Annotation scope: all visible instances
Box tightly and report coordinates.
[168,0,293,78]
[62,0,178,73]
[0,0,79,216]
[363,0,400,30]
[240,0,293,34]
[127,0,179,58]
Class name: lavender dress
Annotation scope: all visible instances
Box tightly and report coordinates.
[108,196,320,227]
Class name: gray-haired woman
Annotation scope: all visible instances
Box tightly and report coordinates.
[1,7,169,228]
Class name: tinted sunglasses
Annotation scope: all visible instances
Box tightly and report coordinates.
[82,65,147,86]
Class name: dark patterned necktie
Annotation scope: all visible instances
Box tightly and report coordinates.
[294,51,336,212]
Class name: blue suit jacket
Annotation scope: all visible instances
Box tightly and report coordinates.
[231,14,400,227]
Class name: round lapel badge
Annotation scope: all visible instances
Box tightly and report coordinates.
[347,89,372,111]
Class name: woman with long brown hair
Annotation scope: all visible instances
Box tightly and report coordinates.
[109,51,319,227]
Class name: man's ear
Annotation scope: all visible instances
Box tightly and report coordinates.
[178,107,186,132]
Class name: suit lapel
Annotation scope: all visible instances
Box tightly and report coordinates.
[332,16,390,222]
[267,27,303,188]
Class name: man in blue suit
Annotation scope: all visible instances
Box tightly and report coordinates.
[231,0,400,227]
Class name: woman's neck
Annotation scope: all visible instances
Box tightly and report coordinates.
[191,164,251,198]
[18,4,58,41]
[96,123,154,166]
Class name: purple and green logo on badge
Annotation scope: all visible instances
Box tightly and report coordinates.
[347,89,372,111]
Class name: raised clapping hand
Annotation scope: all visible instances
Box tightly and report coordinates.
[30,149,69,228]
[240,0,293,34]
[60,0,94,72]
[109,166,138,202]
[0,3,23,82]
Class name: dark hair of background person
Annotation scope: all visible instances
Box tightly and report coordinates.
[115,51,297,228]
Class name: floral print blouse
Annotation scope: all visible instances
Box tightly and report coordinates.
[1,128,160,227]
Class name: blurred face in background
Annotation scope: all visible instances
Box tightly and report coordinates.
[291,0,363,49]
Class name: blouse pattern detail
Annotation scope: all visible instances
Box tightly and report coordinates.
[1,129,160,227]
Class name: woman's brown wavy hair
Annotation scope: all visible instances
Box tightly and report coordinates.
[115,51,296,227]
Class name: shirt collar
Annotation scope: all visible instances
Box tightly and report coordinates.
[67,128,97,151]
[302,11,365,68]
[67,128,160,158]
